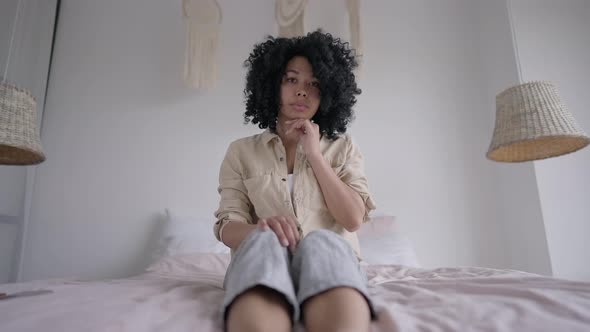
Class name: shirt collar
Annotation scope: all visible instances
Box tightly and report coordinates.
[261,129,304,155]
[261,129,280,145]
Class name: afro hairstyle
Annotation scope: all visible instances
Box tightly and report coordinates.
[242,30,361,140]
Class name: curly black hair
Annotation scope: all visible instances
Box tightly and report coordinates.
[243,30,361,140]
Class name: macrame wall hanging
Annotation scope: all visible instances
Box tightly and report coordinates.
[347,0,363,71]
[275,0,363,71]
[182,0,222,89]
[276,0,308,38]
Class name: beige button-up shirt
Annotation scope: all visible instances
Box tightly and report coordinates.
[214,130,376,259]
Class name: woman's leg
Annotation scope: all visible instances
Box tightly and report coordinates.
[302,287,371,332]
[292,229,375,332]
[226,286,292,332]
[222,228,298,332]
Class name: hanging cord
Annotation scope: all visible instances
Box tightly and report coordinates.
[2,0,23,83]
[506,0,523,83]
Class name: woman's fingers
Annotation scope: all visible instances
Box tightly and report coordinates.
[278,217,297,251]
[258,218,270,231]
[267,218,289,247]
[285,119,307,135]
[285,216,301,242]
[263,216,301,250]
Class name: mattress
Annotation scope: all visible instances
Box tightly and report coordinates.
[1,254,589,331]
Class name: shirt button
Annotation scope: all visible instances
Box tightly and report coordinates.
[279,157,284,161]
[281,178,286,181]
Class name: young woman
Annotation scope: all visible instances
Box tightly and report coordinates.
[214,31,377,332]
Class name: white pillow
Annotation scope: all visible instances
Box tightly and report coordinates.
[146,252,230,276]
[358,214,421,267]
[153,209,419,267]
[151,209,230,263]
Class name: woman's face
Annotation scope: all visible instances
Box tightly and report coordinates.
[278,56,321,121]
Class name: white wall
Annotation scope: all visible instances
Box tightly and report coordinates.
[512,0,590,281]
[0,169,24,284]
[0,0,18,72]
[0,0,26,285]
[0,0,57,283]
[22,0,271,281]
[20,0,531,281]
[0,223,18,283]
[358,0,507,269]
[476,0,552,276]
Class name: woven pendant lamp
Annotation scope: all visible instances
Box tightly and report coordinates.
[0,0,45,165]
[0,82,45,165]
[487,81,589,162]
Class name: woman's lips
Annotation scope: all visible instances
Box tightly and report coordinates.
[292,104,308,112]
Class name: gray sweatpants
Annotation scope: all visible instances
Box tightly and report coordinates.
[221,228,376,326]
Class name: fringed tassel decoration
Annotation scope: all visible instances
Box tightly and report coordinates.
[276,0,307,38]
[182,0,222,89]
[348,0,363,75]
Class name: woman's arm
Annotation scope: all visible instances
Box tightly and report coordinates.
[307,153,365,231]
[215,141,301,250]
[286,119,366,232]
[222,216,301,251]
[214,142,254,245]
[220,222,258,250]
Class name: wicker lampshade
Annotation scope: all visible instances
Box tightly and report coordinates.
[0,82,45,165]
[487,81,589,162]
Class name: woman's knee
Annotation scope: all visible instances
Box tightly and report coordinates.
[298,229,347,253]
[302,287,371,332]
[245,227,282,247]
[226,286,292,332]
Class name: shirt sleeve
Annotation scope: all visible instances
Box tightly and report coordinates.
[213,142,253,242]
[338,135,377,222]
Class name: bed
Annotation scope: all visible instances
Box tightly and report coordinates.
[2,212,590,331]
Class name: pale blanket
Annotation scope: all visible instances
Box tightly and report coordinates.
[1,261,590,331]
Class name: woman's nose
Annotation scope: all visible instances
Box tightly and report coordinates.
[296,90,308,97]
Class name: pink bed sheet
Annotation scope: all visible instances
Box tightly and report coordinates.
[1,263,589,331]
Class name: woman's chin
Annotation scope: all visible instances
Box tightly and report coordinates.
[289,111,311,119]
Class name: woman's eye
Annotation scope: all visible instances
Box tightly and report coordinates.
[310,81,320,88]
[285,77,296,83]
